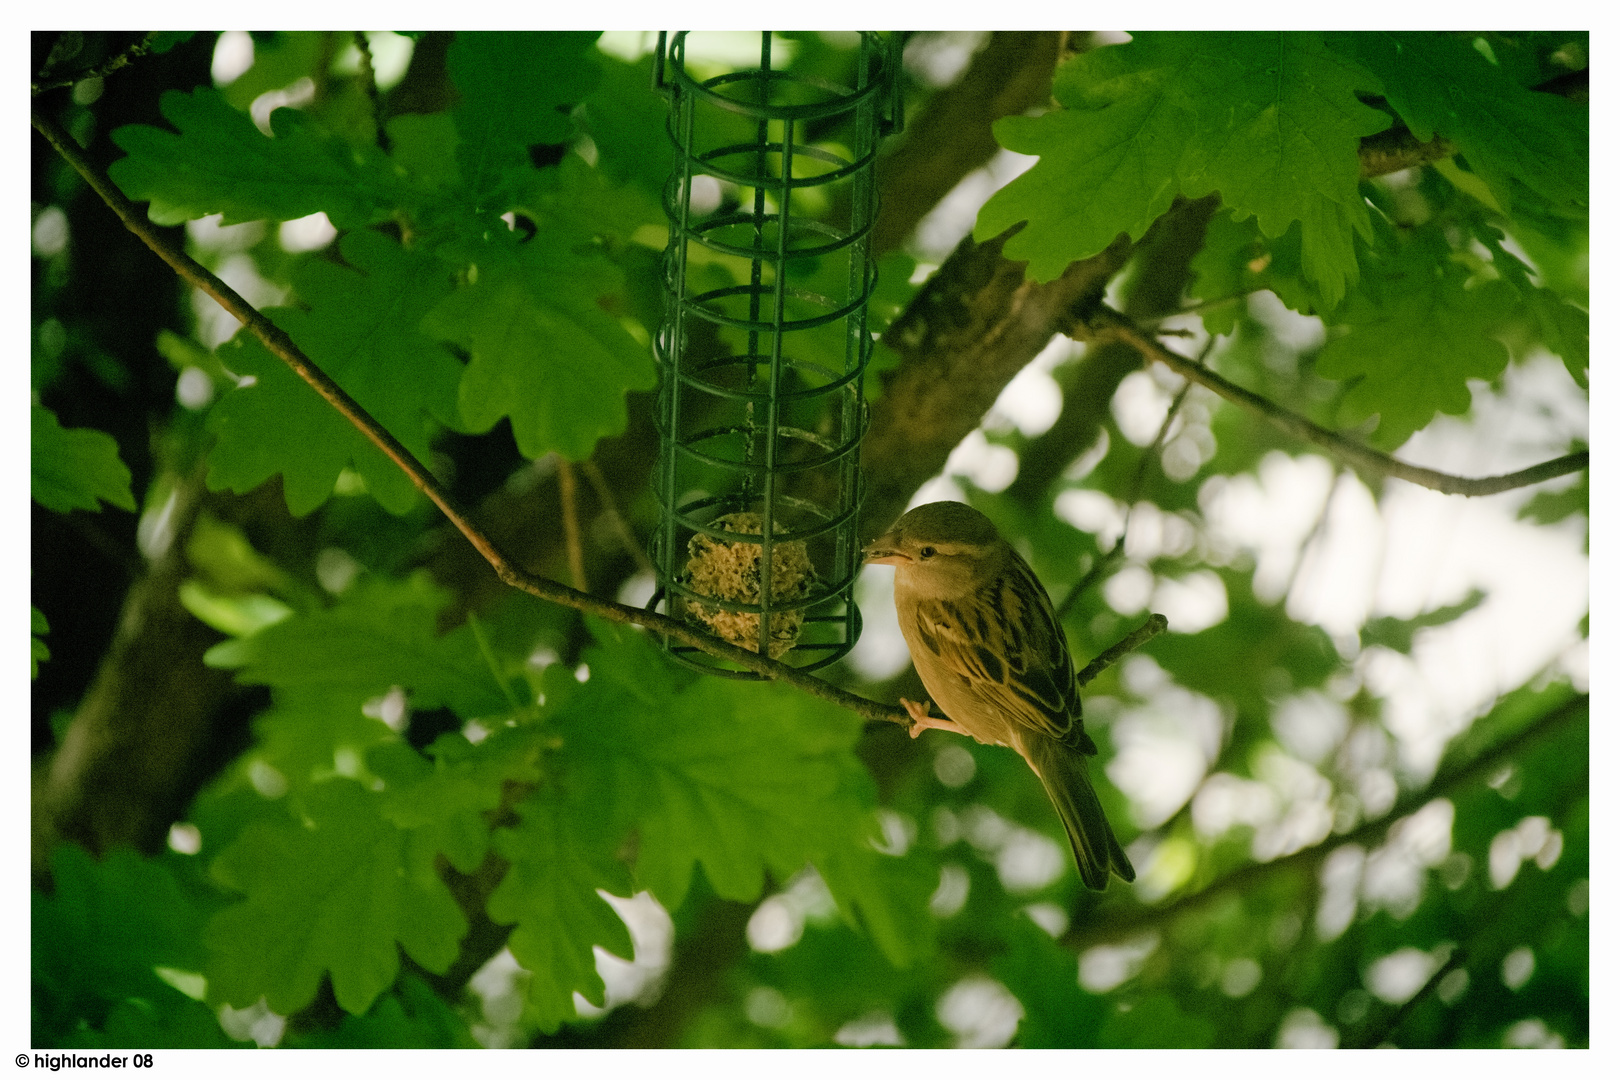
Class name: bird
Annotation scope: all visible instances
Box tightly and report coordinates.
[863,501,1135,890]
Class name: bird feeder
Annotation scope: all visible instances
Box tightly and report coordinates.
[650,31,901,676]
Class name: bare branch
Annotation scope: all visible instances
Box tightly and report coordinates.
[1077,615,1168,687]
[1082,306,1589,497]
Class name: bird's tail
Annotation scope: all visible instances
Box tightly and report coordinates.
[1021,733,1135,891]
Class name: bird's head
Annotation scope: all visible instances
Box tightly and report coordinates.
[863,501,1006,599]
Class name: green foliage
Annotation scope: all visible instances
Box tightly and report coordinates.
[815,823,939,969]
[109,88,402,228]
[488,784,636,1028]
[448,32,602,202]
[32,30,1587,1051]
[578,54,675,194]
[537,623,935,976]
[285,975,479,1048]
[1101,993,1217,1048]
[992,30,1586,434]
[162,577,928,1036]
[1148,570,1339,729]
[1436,680,1578,774]
[147,32,198,55]
[1457,203,1587,388]
[219,33,325,112]
[105,30,657,515]
[373,739,510,874]
[206,779,469,1015]
[205,572,514,719]
[33,846,243,1048]
[1314,226,1514,449]
[979,32,1390,307]
[1189,164,1587,444]
[206,232,464,515]
[989,914,1109,1046]
[556,623,864,908]
[35,845,207,1017]
[31,403,135,514]
[422,224,655,460]
[384,113,461,192]
[1518,469,1586,526]
[1333,32,1588,216]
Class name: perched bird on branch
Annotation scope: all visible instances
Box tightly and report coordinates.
[864,501,1135,890]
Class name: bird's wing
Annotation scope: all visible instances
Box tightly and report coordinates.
[911,551,1093,750]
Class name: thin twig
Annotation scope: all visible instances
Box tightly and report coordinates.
[1278,467,1341,603]
[351,31,390,153]
[1077,614,1169,687]
[1138,292,1246,330]
[556,458,588,593]
[1055,545,1119,623]
[1083,306,1589,497]
[33,31,158,96]
[30,103,915,729]
[1055,533,1121,622]
[1056,360,1198,620]
[581,459,657,577]
[1352,946,1468,1049]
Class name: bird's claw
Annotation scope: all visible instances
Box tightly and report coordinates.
[900,697,934,738]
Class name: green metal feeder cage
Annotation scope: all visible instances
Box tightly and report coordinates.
[650,31,902,676]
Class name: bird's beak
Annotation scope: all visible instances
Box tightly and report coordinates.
[862,532,908,566]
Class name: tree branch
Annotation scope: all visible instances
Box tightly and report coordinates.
[1076,614,1168,686]
[862,224,1134,536]
[1080,305,1589,497]
[32,468,272,876]
[1007,194,1221,506]
[1359,125,1455,179]
[1055,352,1199,620]
[1061,692,1588,951]
[33,31,160,96]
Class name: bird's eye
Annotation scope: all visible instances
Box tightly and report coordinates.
[918,546,936,559]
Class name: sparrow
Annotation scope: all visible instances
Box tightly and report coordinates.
[863,501,1135,890]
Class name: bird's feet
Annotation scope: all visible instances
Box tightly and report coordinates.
[899,698,969,739]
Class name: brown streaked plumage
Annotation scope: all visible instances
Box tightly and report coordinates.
[864,501,1135,890]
